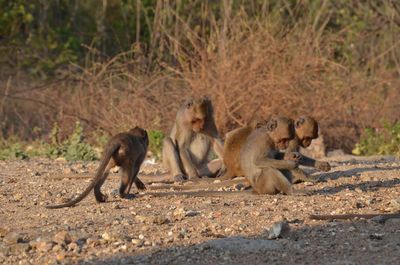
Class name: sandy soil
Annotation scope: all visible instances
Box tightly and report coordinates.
[0,155,400,265]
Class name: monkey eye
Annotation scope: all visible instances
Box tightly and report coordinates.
[279,138,289,143]
[191,118,201,124]
[186,101,193,108]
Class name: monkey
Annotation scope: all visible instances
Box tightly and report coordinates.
[45,126,149,209]
[162,97,224,181]
[217,125,255,180]
[217,116,287,181]
[219,116,331,184]
[309,213,400,221]
[239,116,303,195]
[285,116,331,183]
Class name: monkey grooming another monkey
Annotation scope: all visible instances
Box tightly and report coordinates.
[45,126,149,209]
[217,118,285,181]
[219,116,331,184]
[285,116,331,183]
[162,97,224,181]
[218,126,253,180]
[239,117,302,195]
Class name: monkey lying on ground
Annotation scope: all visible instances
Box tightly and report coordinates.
[284,116,331,183]
[162,97,224,181]
[239,116,302,195]
[45,126,149,209]
[219,116,330,183]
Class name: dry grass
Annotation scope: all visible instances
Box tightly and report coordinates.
[0,10,399,152]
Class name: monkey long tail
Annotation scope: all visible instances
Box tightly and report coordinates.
[45,144,120,209]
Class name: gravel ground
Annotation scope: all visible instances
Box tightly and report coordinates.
[0,155,400,265]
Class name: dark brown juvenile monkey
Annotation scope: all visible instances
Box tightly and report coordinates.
[162,97,224,181]
[239,116,301,195]
[45,126,149,209]
[286,116,331,183]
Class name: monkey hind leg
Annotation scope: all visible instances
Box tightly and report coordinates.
[291,168,317,184]
[124,165,143,196]
[94,162,114,202]
[134,177,146,190]
[252,168,293,195]
[120,164,146,199]
[198,159,222,178]
[119,167,132,199]
[162,137,186,180]
[217,167,236,180]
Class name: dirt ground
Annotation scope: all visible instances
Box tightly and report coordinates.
[0,154,400,265]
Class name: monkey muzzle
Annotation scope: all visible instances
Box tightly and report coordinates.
[276,140,289,150]
[301,138,312,148]
[191,118,205,132]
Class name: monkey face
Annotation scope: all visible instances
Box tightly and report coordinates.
[275,137,291,150]
[184,98,208,132]
[191,118,205,132]
[266,117,295,149]
[295,116,318,148]
[300,137,312,148]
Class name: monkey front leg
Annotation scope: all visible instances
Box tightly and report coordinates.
[283,151,330,172]
[255,157,297,171]
[298,155,331,172]
[290,168,319,183]
[180,147,200,179]
[212,138,224,159]
[162,137,187,180]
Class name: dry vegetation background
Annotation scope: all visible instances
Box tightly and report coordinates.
[1,0,400,153]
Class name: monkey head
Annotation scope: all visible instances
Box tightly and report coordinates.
[129,126,149,148]
[294,116,318,148]
[183,97,210,133]
[265,116,295,150]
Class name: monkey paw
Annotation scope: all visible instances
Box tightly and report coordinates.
[96,194,107,203]
[173,174,188,182]
[135,180,147,190]
[284,152,302,162]
[316,162,331,172]
[215,166,227,178]
[120,193,136,200]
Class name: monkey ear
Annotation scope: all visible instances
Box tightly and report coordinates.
[295,117,305,128]
[266,119,277,132]
[202,95,210,102]
[255,120,268,129]
[185,100,193,108]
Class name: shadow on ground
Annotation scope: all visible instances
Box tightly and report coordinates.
[313,166,400,182]
[77,218,400,265]
[312,178,400,195]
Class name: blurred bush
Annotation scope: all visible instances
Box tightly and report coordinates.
[352,122,400,156]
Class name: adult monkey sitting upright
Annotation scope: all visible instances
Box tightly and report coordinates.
[162,97,224,181]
